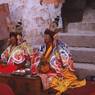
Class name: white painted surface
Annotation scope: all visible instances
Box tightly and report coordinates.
[0,0,64,45]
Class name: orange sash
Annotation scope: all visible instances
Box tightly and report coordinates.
[44,45,53,61]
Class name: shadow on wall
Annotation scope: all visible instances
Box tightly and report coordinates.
[0,3,10,40]
[61,0,86,25]
[0,3,10,52]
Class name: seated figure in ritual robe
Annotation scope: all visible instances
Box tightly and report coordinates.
[0,32,32,73]
[31,29,86,95]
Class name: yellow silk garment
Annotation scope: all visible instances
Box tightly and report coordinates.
[50,68,86,95]
[41,44,86,95]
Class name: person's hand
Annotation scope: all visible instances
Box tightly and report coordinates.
[40,56,47,65]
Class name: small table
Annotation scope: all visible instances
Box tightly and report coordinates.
[0,73,42,95]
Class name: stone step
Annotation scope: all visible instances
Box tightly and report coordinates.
[68,23,95,33]
[69,47,95,63]
[75,63,95,71]
[75,63,95,79]
[67,8,95,33]
[57,33,95,48]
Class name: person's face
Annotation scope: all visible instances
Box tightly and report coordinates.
[50,22,57,31]
[44,34,52,44]
[10,36,17,45]
[17,34,22,41]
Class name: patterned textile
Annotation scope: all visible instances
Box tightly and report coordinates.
[1,45,17,64]
[31,40,86,95]
[31,48,41,75]
[8,42,32,65]
[1,42,32,65]
[0,42,32,73]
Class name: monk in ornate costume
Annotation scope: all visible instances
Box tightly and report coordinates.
[31,29,86,95]
[0,32,32,73]
[0,32,18,73]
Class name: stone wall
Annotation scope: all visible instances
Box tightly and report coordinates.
[0,0,64,46]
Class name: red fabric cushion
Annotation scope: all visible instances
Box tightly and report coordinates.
[0,64,17,74]
[0,83,15,95]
